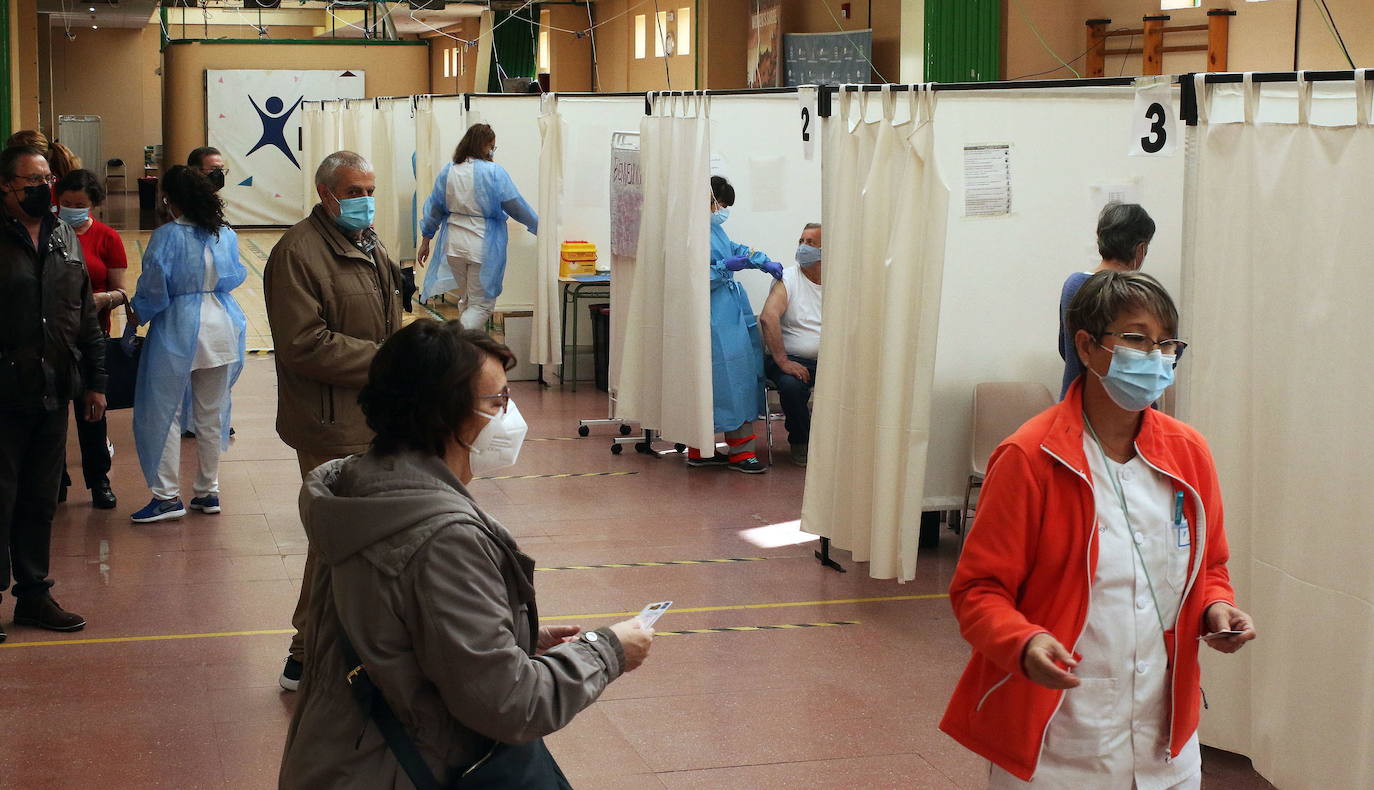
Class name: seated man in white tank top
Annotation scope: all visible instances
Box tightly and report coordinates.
[758,223,822,467]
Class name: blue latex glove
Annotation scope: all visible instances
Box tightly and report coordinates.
[761,260,784,280]
[723,255,751,272]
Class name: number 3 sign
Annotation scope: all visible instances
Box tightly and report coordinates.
[1130,78,1176,157]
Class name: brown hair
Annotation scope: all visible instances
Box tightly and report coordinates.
[47,142,82,179]
[162,165,226,236]
[452,124,496,164]
[1065,270,1179,341]
[360,320,517,458]
[6,130,48,155]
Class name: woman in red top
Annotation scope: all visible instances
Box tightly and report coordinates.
[55,169,128,509]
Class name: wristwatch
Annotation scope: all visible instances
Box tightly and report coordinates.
[580,631,600,644]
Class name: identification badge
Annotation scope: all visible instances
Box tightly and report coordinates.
[637,600,673,628]
[1173,518,1190,549]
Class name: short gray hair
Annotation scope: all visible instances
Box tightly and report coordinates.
[314,151,373,191]
[1096,202,1155,265]
[1065,270,1178,341]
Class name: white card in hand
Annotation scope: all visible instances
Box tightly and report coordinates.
[637,600,672,628]
[1200,630,1245,640]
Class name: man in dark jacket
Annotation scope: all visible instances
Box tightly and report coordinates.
[0,145,106,642]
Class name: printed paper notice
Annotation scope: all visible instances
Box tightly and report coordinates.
[963,144,1012,217]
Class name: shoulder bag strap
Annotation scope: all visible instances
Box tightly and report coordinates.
[336,619,445,790]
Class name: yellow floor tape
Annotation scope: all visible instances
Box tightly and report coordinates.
[0,594,947,649]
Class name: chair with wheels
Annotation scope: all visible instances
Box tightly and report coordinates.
[962,382,1055,552]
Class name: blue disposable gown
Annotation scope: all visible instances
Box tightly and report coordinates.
[709,222,769,433]
[419,160,538,302]
[130,222,247,488]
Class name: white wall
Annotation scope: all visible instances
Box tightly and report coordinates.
[921,87,1186,507]
[707,94,823,311]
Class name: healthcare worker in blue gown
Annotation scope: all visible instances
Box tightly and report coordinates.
[128,166,247,524]
[686,175,783,474]
[416,123,538,331]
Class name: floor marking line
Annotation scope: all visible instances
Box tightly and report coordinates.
[540,593,949,622]
[476,472,639,481]
[536,557,766,572]
[656,621,859,636]
[0,628,295,649]
[0,596,946,649]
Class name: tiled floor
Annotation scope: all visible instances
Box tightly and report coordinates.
[0,197,1277,788]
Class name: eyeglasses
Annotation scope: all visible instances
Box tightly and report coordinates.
[202,167,230,177]
[14,174,56,186]
[477,386,511,415]
[1100,331,1188,364]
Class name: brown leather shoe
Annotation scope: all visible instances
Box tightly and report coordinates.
[13,595,86,632]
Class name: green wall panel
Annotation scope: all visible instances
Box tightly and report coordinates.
[924,0,1000,84]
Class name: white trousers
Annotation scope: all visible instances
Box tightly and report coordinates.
[447,254,495,331]
[151,364,232,500]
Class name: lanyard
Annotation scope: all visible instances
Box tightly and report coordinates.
[1084,414,1169,635]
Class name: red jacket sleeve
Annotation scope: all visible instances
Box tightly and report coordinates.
[949,444,1051,678]
[1196,438,1237,618]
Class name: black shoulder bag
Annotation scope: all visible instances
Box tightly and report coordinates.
[335,535,572,789]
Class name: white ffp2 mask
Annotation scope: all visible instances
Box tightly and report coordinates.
[468,399,528,475]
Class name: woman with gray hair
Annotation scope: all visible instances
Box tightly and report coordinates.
[1057,202,1155,399]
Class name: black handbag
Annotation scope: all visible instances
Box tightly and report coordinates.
[103,306,141,411]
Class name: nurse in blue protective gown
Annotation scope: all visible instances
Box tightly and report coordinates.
[416,123,538,331]
[687,175,784,474]
[128,166,246,524]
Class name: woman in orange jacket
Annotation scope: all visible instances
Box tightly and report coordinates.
[941,271,1256,788]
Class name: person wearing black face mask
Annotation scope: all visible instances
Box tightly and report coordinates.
[0,145,106,641]
[188,146,228,193]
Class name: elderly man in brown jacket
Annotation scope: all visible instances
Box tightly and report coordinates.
[264,150,408,691]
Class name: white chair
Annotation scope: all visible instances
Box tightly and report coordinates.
[961,382,1055,551]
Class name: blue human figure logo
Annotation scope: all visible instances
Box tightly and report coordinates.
[246,94,304,168]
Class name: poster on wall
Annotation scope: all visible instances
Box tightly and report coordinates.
[610,132,643,258]
[747,0,782,89]
[783,30,873,86]
[207,69,365,226]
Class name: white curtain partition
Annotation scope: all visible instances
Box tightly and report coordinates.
[532,95,565,367]
[617,93,715,452]
[801,86,948,582]
[1180,72,1374,790]
[300,101,344,215]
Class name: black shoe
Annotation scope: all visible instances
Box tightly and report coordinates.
[280,656,303,692]
[0,619,6,643]
[90,480,117,510]
[729,457,768,474]
[13,594,86,632]
[685,453,730,468]
[181,430,196,439]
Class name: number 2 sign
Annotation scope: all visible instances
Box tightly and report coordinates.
[1130,78,1176,157]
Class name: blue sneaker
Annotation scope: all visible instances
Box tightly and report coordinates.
[189,495,221,515]
[130,497,186,523]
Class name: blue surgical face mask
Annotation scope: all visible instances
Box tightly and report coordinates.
[795,244,822,267]
[711,207,730,226]
[1092,344,1175,411]
[332,193,375,232]
[59,206,90,226]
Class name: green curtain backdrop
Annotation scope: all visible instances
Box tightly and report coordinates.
[924,0,1000,83]
[488,5,539,91]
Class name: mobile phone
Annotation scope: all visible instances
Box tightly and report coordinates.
[1200,630,1245,640]
[637,600,673,628]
